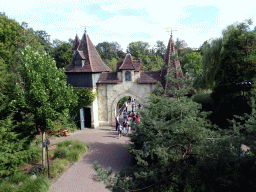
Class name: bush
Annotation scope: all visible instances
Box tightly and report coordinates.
[28,164,45,176]
[53,148,69,159]
[8,170,29,184]
[56,140,73,148]
[48,158,70,178]
[0,180,19,192]
[19,174,51,192]
[20,146,42,165]
[67,150,81,162]
[71,140,88,153]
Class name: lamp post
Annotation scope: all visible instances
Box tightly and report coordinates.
[43,139,51,179]
[235,80,254,116]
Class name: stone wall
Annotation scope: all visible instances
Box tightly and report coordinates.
[97,81,156,127]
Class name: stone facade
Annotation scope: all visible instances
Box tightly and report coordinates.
[97,79,156,127]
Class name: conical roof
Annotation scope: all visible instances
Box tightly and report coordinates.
[66,33,111,72]
[119,53,135,70]
[161,35,184,94]
[71,33,80,50]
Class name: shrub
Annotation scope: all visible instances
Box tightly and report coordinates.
[19,174,51,192]
[67,150,81,162]
[56,140,73,148]
[53,148,69,159]
[0,180,18,192]
[71,140,88,153]
[20,146,42,165]
[28,164,45,176]
[48,158,70,178]
[8,170,29,184]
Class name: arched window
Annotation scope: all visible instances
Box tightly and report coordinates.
[125,71,131,81]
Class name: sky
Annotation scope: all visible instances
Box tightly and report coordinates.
[1,0,256,51]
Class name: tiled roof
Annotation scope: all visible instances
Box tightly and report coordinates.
[137,71,162,84]
[116,61,123,72]
[97,72,118,84]
[65,33,111,73]
[119,54,135,70]
[116,54,141,72]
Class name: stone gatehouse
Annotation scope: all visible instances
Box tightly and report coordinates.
[65,31,183,128]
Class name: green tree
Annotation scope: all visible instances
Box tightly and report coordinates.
[69,88,97,127]
[0,115,29,176]
[127,41,151,71]
[211,19,256,128]
[0,14,44,136]
[50,40,73,69]
[182,52,203,76]
[105,58,118,72]
[34,30,53,54]
[96,41,119,62]
[175,38,188,57]
[93,93,223,191]
[19,45,77,166]
[153,40,166,59]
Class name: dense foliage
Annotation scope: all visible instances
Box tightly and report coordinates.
[211,20,256,128]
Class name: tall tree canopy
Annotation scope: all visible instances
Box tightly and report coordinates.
[19,45,77,165]
[50,40,73,69]
[211,19,256,128]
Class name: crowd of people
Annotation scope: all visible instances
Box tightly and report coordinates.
[115,110,141,139]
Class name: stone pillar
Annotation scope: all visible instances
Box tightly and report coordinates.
[91,88,99,128]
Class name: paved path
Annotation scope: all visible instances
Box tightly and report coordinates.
[48,126,133,192]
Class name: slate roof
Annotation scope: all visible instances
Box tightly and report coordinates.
[97,72,118,84]
[137,71,162,84]
[65,33,111,73]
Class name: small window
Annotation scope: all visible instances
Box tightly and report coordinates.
[125,71,131,81]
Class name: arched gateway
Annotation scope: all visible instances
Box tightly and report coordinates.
[65,31,183,128]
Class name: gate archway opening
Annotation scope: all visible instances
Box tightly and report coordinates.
[110,93,147,126]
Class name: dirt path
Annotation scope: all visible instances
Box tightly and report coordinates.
[48,126,133,192]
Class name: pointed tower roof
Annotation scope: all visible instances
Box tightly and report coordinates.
[71,33,80,50]
[119,53,135,70]
[161,33,184,94]
[65,32,111,72]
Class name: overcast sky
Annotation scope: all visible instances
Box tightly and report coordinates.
[1,0,256,51]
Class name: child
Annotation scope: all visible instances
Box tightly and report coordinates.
[118,124,122,139]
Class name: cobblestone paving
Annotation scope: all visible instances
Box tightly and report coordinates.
[48,126,133,192]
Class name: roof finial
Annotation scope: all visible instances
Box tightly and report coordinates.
[81,26,90,34]
[165,27,177,40]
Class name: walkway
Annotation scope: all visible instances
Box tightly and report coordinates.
[48,126,133,192]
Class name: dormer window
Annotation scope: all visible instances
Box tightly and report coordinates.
[125,71,131,81]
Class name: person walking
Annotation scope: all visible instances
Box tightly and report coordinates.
[127,118,131,134]
[132,102,135,112]
[123,119,127,136]
[125,101,128,112]
[115,114,120,131]
[118,124,122,139]
[132,113,136,122]
[123,110,128,121]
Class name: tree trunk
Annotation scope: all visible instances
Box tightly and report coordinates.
[42,131,45,167]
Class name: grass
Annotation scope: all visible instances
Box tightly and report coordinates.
[0,139,88,192]
[19,175,51,192]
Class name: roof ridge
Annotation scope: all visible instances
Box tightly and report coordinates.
[86,34,93,72]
